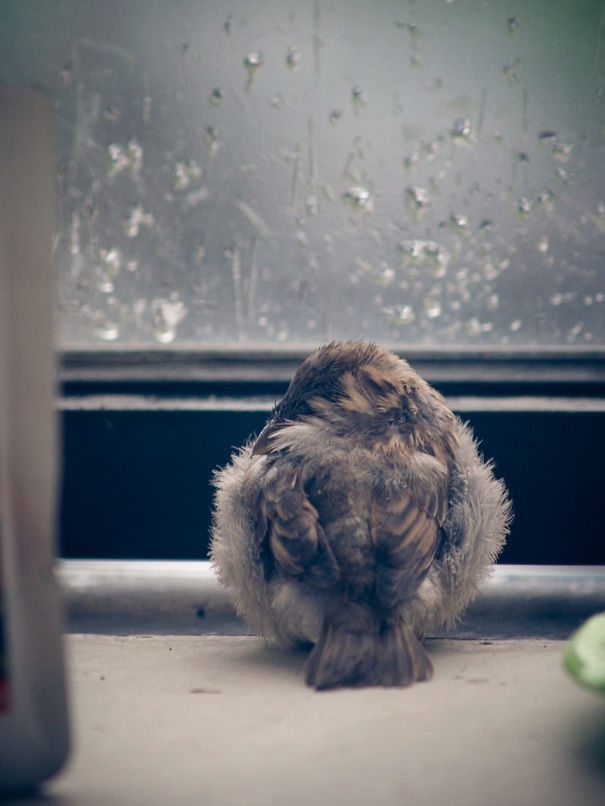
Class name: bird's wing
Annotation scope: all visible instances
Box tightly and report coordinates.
[256,453,340,588]
[370,452,449,610]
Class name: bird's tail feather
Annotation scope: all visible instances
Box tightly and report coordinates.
[305,616,433,690]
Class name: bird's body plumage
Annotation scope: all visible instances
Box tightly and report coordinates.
[211,342,511,689]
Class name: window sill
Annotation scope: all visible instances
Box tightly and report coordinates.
[58,560,605,640]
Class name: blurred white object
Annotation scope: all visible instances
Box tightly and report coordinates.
[0,87,69,790]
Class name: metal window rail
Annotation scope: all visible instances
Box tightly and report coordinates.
[59,560,605,640]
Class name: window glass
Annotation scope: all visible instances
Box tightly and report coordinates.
[2,0,604,348]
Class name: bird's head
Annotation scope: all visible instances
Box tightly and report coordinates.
[252,341,426,455]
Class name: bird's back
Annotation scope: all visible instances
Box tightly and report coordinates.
[258,416,450,611]
[211,342,511,689]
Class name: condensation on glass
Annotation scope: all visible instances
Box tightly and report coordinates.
[2,0,604,348]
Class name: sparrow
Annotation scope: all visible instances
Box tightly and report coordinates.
[211,341,511,689]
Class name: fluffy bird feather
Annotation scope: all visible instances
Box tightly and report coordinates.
[211,341,512,689]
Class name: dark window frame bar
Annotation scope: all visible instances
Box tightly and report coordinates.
[60,347,605,398]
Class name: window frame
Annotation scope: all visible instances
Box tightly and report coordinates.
[58,346,605,566]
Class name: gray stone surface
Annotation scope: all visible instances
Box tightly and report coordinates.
[6,562,605,805]
[10,633,605,806]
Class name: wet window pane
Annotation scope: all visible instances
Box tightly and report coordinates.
[2,0,604,348]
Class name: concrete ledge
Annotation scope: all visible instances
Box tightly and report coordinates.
[58,561,605,639]
[18,634,605,806]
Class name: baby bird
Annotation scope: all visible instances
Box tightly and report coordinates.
[211,341,511,689]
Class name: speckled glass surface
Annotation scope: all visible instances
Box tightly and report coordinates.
[2,0,604,348]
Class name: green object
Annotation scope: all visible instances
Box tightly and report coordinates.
[564,612,605,695]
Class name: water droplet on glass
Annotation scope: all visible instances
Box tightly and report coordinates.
[286,46,301,71]
[400,239,425,260]
[400,240,450,277]
[96,275,114,294]
[306,194,318,215]
[295,230,309,247]
[510,319,522,332]
[94,318,119,341]
[450,213,469,230]
[428,244,450,276]
[204,126,220,157]
[210,87,224,106]
[424,297,442,318]
[406,186,430,210]
[243,51,264,88]
[126,137,143,175]
[502,60,520,82]
[536,189,554,205]
[244,51,264,70]
[329,109,343,124]
[403,152,419,169]
[517,197,532,215]
[538,130,557,145]
[351,86,367,105]
[395,20,423,48]
[551,143,574,162]
[96,253,119,293]
[153,298,187,344]
[537,234,549,253]
[465,317,482,337]
[451,118,473,139]
[344,186,373,211]
[107,139,143,179]
[101,248,121,272]
[486,293,499,310]
[373,263,395,286]
[568,322,583,341]
[125,205,154,238]
[173,160,202,192]
[107,143,130,178]
[424,140,442,162]
[59,62,72,87]
[507,17,519,31]
[186,188,209,208]
[383,305,415,325]
[550,292,576,306]
[555,166,571,184]
[467,318,493,336]
[104,105,120,123]
[480,257,498,281]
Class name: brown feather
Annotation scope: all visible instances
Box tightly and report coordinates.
[258,460,340,587]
